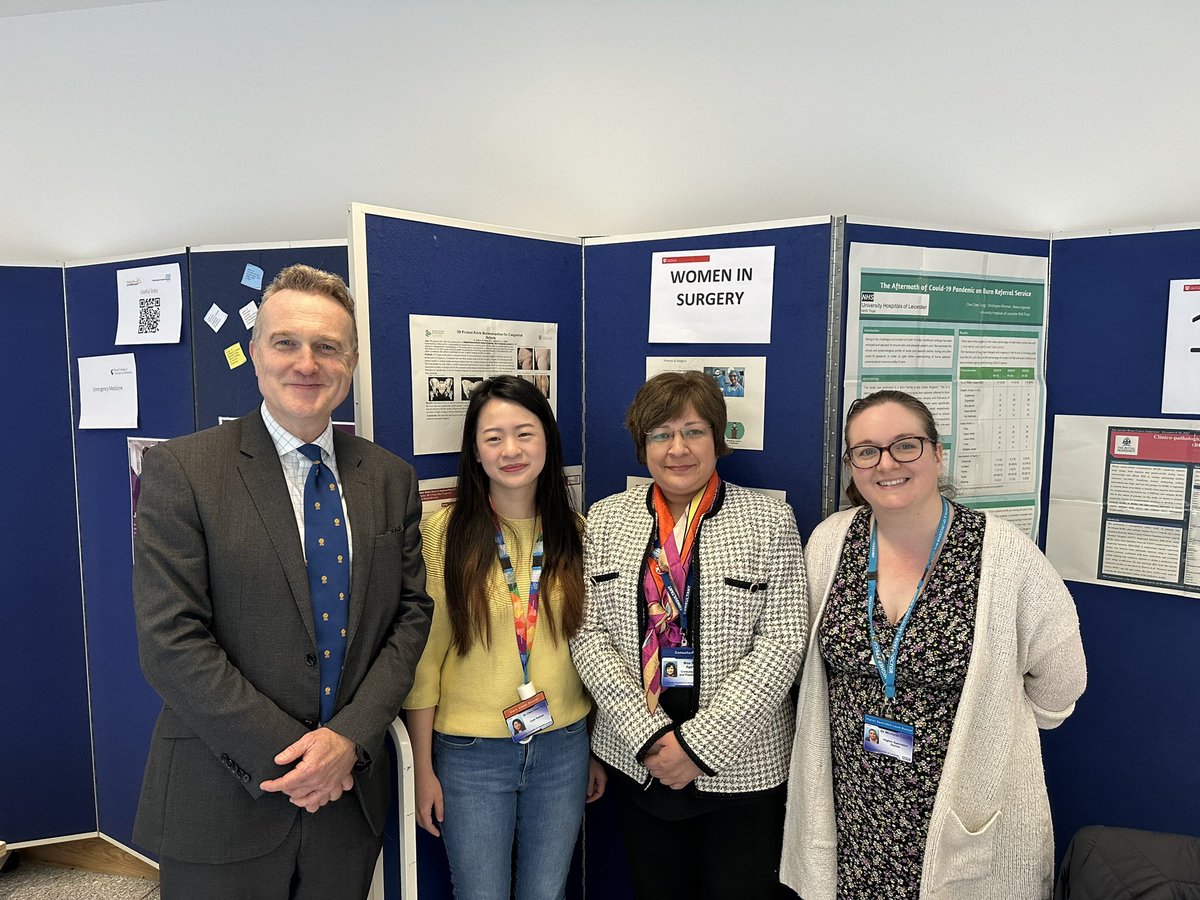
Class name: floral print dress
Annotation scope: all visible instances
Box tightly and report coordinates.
[818,503,984,899]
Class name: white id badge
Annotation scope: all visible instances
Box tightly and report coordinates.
[661,647,695,688]
[863,714,914,763]
[502,691,553,744]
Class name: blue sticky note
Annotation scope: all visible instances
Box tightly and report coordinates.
[241,263,264,290]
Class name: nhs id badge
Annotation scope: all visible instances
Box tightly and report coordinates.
[863,714,914,763]
[502,692,553,744]
[661,647,694,688]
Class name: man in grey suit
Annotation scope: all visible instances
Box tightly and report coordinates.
[133,264,433,898]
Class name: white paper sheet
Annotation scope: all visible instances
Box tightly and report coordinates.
[1162,277,1200,414]
[648,245,775,344]
[115,263,183,345]
[79,352,138,429]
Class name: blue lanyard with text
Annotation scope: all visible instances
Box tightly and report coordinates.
[866,497,950,701]
[651,533,691,640]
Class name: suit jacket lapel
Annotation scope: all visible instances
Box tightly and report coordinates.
[237,411,316,645]
[335,429,375,651]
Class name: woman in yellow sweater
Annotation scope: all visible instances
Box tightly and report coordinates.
[405,375,605,900]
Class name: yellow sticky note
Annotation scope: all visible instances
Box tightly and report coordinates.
[224,343,247,369]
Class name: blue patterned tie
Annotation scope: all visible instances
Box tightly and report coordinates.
[298,443,350,725]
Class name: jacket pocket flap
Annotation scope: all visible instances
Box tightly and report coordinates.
[724,577,768,592]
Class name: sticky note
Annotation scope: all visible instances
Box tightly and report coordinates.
[241,263,264,290]
[204,303,229,333]
[225,343,248,369]
[239,301,258,330]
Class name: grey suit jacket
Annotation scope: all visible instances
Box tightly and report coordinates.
[132,410,433,864]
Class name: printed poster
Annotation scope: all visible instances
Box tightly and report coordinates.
[410,314,558,455]
[843,243,1049,536]
[645,356,767,450]
[1046,415,1200,599]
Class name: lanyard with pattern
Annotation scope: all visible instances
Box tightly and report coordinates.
[494,516,543,685]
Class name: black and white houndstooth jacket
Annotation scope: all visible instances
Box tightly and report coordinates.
[571,480,808,794]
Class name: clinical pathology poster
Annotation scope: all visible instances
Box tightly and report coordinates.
[1047,415,1200,598]
[844,243,1048,536]
[409,314,558,455]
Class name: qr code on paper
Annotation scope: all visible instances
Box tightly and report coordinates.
[139,296,161,334]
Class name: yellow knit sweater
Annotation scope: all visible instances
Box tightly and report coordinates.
[403,506,591,737]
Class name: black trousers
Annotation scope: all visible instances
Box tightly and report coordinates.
[158,798,381,900]
[616,782,797,899]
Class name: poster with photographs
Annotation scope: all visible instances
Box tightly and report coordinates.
[409,314,558,454]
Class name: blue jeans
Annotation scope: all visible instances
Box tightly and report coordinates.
[434,717,589,900]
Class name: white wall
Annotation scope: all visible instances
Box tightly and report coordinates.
[2,0,1198,261]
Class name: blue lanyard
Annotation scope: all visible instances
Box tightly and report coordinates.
[866,497,950,701]
[651,534,691,639]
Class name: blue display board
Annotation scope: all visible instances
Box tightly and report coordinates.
[353,208,585,900]
[65,251,196,853]
[1039,228,1200,851]
[583,220,834,538]
[188,243,354,428]
[356,210,584,477]
[0,264,94,843]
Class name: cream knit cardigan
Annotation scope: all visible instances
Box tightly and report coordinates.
[781,508,1086,900]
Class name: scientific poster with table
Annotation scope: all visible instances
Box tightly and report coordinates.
[844,243,1049,534]
[1047,415,1200,598]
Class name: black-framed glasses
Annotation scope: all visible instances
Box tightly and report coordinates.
[845,436,934,469]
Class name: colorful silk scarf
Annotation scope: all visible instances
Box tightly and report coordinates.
[641,471,720,712]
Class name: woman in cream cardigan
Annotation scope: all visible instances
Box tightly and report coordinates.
[781,390,1086,900]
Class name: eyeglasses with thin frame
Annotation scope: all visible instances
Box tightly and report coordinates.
[645,426,711,445]
[845,436,934,469]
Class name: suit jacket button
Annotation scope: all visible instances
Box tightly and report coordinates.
[240,773,250,783]
[220,753,229,763]
[305,654,316,666]
[303,718,316,728]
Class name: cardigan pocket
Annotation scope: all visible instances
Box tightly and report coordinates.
[930,807,1000,890]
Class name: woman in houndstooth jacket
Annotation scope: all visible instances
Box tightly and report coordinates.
[570,371,808,899]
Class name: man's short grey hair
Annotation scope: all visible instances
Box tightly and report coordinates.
[251,264,358,351]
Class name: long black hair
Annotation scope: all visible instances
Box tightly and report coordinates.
[443,375,584,653]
